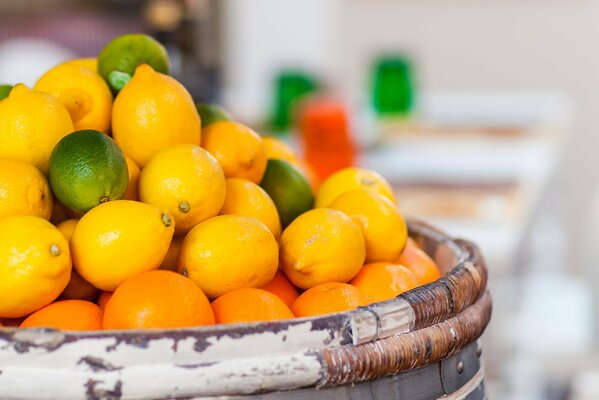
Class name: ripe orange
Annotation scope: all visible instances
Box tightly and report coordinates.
[97,291,113,311]
[20,300,102,331]
[211,288,294,324]
[291,282,371,318]
[103,270,214,329]
[397,238,442,285]
[350,262,419,303]
[260,270,299,307]
[201,121,267,183]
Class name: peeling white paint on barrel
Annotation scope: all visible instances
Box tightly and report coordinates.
[0,320,335,400]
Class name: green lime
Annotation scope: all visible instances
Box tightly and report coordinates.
[0,85,13,100]
[195,102,233,128]
[49,130,128,214]
[97,34,170,92]
[260,159,314,227]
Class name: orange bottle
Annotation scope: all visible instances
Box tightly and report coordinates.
[298,98,355,181]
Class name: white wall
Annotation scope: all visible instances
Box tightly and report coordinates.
[222,0,599,270]
[337,0,599,272]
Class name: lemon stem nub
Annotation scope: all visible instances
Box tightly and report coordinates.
[49,244,61,257]
[161,213,172,227]
[99,196,109,204]
[178,201,190,213]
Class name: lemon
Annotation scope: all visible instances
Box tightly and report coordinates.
[0,216,72,318]
[330,190,408,262]
[66,58,97,72]
[160,234,185,272]
[220,178,281,239]
[0,158,53,220]
[259,159,314,227]
[35,63,113,134]
[56,218,99,303]
[56,218,78,242]
[71,200,174,291]
[139,144,226,234]
[112,64,201,167]
[262,136,299,165]
[0,84,73,174]
[202,121,267,183]
[98,33,170,92]
[280,208,365,289]
[316,167,396,208]
[0,84,12,100]
[49,130,128,214]
[178,215,278,299]
[195,102,232,128]
[123,155,141,201]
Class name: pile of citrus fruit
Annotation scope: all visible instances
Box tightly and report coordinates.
[0,34,441,331]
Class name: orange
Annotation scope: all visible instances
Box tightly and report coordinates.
[112,64,201,167]
[397,238,442,285]
[58,270,99,302]
[329,190,408,263]
[291,282,371,318]
[0,317,26,327]
[20,300,102,331]
[103,270,214,329]
[211,288,294,324]
[260,270,299,307]
[123,155,141,201]
[97,291,113,311]
[202,121,267,183]
[350,262,419,303]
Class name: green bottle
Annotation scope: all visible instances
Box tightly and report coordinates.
[371,56,414,115]
[270,71,318,132]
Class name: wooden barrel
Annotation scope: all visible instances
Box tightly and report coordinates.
[0,219,491,400]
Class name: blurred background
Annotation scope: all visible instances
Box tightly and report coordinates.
[1,0,598,398]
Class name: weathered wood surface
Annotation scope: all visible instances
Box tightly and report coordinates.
[0,219,491,400]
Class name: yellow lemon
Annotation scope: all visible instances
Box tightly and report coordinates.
[280,208,365,289]
[0,84,74,174]
[56,218,78,242]
[123,155,141,201]
[262,136,299,164]
[315,167,396,208]
[220,178,281,239]
[139,144,226,234]
[0,158,53,220]
[202,121,267,183]
[56,218,100,303]
[35,63,113,134]
[330,190,408,263]
[160,234,185,272]
[65,58,98,72]
[112,64,201,167]
[0,216,72,318]
[71,200,174,291]
[178,215,278,299]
